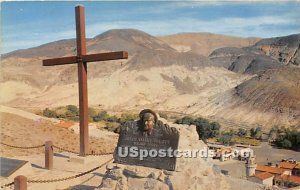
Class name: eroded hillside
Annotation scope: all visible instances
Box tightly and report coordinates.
[1,30,299,128]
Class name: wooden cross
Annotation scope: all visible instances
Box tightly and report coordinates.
[42,5,128,156]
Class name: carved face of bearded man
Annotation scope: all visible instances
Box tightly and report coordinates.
[142,113,155,131]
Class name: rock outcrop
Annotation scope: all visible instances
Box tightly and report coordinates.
[209,33,300,74]
[253,33,300,66]
[96,120,270,190]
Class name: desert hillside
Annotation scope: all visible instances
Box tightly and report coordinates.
[233,68,300,125]
[159,32,260,56]
[0,109,117,157]
[209,47,284,74]
[1,29,299,128]
[253,33,300,66]
[209,33,300,73]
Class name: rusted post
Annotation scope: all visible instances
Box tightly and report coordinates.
[14,175,27,190]
[45,141,53,170]
[76,5,89,156]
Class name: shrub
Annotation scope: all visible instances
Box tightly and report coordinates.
[104,122,120,132]
[66,105,78,114]
[250,127,262,139]
[281,139,292,148]
[158,112,168,120]
[237,128,247,137]
[218,133,233,145]
[272,126,300,150]
[118,113,138,124]
[93,111,109,122]
[175,116,194,125]
[88,107,98,118]
[43,108,58,118]
[106,115,119,122]
[269,126,279,140]
[195,117,221,141]
[57,113,66,118]
[210,122,221,137]
[194,117,209,127]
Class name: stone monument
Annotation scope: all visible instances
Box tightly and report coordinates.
[114,109,180,171]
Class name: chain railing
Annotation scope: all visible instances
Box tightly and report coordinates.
[1,142,114,156]
[52,145,114,156]
[0,141,114,189]
[0,142,45,149]
[0,158,113,189]
[51,145,79,155]
[0,181,14,189]
[85,152,114,156]
[28,157,113,183]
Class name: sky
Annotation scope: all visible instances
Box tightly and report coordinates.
[1,1,300,54]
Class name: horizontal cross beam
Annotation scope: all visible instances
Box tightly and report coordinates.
[43,51,128,66]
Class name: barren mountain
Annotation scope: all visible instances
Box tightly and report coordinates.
[209,33,300,74]
[159,32,259,56]
[233,67,300,125]
[3,29,174,60]
[209,47,284,74]
[1,29,212,87]
[1,29,299,128]
[91,29,175,54]
[2,39,77,59]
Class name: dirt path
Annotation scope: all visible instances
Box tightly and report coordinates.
[0,105,57,122]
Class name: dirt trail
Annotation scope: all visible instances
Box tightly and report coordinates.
[0,105,57,122]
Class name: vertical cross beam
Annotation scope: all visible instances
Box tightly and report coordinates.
[76,5,89,156]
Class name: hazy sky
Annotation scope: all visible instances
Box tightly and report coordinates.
[2,1,300,54]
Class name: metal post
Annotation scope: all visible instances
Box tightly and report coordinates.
[45,141,53,170]
[75,5,89,156]
[14,175,27,190]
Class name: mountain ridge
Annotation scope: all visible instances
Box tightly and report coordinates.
[2,29,260,58]
[1,29,299,128]
[159,32,260,56]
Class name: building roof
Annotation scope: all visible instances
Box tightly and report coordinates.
[274,175,300,185]
[54,121,75,128]
[295,164,300,169]
[254,172,274,180]
[216,147,233,154]
[277,162,297,170]
[256,164,285,175]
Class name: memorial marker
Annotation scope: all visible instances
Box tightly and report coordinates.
[114,109,180,171]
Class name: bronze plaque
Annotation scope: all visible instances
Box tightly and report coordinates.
[114,109,180,171]
[0,157,28,177]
